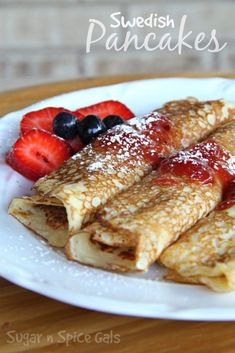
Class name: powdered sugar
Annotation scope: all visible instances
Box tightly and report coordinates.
[128,112,165,131]
[227,157,235,175]
[79,114,167,175]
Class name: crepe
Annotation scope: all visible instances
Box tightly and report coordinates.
[66,180,221,272]
[66,121,235,272]
[160,183,235,292]
[9,98,235,247]
[9,196,67,247]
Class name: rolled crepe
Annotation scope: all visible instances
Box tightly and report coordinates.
[66,121,235,272]
[9,196,67,247]
[9,98,235,247]
[160,182,235,292]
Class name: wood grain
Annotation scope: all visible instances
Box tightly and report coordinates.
[1,74,235,353]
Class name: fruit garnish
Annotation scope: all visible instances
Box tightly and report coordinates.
[6,150,39,181]
[6,129,71,181]
[74,100,134,121]
[53,112,79,139]
[103,115,125,129]
[78,115,107,144]
[21,107,71,135]
[7,100,134,180]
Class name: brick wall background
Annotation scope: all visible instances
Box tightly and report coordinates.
[0,0,234,92]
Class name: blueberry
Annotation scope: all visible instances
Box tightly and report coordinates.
[53,112,79,139]
[78,115,107,144]
[103,115,125,130]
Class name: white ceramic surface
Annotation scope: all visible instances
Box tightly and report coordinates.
[2,77,235,321]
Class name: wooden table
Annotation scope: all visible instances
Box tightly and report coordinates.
[1,73,235,353]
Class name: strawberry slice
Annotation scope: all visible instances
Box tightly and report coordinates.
[6,150,39,181]
[6,129,71,181]
[21,107,71,135]
[74,100,134,121]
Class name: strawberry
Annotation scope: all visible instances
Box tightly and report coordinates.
[6,150,39,181]
[74,100,134,121]
[6,129,71,181]
[21,107,71,135]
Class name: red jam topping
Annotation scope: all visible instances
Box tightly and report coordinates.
[154,177,181,186]
[194,140,234,185]
[94,113,174,165]
[217,180,235,210]
[159,140,234,186]
[129,113,174,145]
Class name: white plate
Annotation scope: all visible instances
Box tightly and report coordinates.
[2,77,235,321]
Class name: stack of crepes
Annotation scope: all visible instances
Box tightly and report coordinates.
[9,98,235,248]
[66,121,235,274]
[9,99,235,271]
